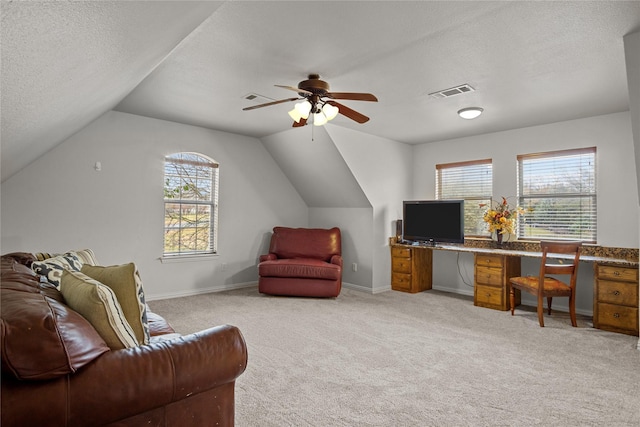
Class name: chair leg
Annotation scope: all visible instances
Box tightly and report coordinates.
[547,297,552,315]
[569,292,577,327]
[537,295,545,327]
[510,287,515,316]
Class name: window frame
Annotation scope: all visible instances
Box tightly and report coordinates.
[436,159,493,237]
[516,147,597,243]
[163,152,219,258]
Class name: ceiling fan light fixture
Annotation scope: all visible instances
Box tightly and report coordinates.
[295,100,312,119]
[322,103,339,121]
[288,100,312,123]
[313,112,328,126]
[288,108,303,123]
[458,107,483,119]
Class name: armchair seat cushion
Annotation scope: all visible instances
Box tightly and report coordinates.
[259,258,341,281]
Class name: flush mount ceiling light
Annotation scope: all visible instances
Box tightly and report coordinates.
[457,107,484,119]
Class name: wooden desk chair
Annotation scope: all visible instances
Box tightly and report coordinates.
[509,241,582,327]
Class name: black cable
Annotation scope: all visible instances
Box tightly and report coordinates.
[457,252,474,287]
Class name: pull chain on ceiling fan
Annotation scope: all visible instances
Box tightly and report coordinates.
[242,74,378,127]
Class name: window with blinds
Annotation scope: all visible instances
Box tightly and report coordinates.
[517,147,596,242]
[436,159,493,236]
[163,152,219,256]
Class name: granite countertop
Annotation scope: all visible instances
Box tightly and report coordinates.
[390,237,639,267]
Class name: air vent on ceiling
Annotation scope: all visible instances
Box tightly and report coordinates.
[242,93,274,104]
[429,84,475,99]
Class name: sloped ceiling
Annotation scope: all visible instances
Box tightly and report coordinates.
[0,0,223,181]
[262,126,370,208]
[2,1,640,183]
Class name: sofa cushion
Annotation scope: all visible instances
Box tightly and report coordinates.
[81,263,150,345]
[147,310,176,336]
[1,257,110,380]
[31,252,83,288]
[60,270,138,350]
[269,227,341,262]
[259,258,341,281]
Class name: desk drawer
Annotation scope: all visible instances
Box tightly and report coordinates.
[475,266,503,286]
[597,265,638,282]
[391,247,411,258]
[392,272,412,291]
[597,280,638,307]
[596,302,639,334]
[475,284,504,309]
[392,256,412,274]
[476,254,504,268]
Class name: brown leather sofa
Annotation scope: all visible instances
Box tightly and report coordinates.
[258,227,343,297]
[1,252,247,427]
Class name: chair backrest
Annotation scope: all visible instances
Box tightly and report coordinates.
[539,241,582,287]
[269,227,341,262]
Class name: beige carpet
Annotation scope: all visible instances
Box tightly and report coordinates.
[149,287,640,426]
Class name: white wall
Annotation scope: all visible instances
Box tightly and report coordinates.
[413,111,638,315]
[309,207,373,291]
[1,111,308,299]
[623,30,640,347]
[327,125,414,292]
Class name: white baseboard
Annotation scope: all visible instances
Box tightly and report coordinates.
[146,281,257,301]
[343,282,391,294]
[432,285,593,317]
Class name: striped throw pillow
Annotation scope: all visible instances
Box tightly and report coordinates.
[60,270,138,350]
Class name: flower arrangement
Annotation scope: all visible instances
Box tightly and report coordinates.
[480,197,525,235]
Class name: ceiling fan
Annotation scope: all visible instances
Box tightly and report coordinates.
[242,74,378,127]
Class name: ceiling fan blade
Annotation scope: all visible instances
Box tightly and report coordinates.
[242,97,299,111]
[326,92,378,102]
[275,85,313,96]
[292,117,308,127]
[326,101,370,124]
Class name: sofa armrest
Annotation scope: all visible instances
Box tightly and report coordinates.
[259,253,277,262]
[330,254,343,268]
[1,324,247,427]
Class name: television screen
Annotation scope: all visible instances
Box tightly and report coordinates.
[403,200,465,244]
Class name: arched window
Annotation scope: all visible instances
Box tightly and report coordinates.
[163,152,219,257]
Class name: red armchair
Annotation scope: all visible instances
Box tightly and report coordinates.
[258,227,343,297]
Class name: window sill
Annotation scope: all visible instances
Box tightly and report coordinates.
[160,253,219,264]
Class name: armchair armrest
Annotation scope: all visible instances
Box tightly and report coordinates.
[330,255,343,268]
[259,253,277,262]
[2,324,247,427]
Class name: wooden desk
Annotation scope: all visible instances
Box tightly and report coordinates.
[389,239,639,336]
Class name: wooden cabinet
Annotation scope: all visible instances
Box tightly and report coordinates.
[474,254,521,311]
[593,264,639,336]
[390,246,432,293]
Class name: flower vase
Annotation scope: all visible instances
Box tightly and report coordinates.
[495,232,503,247]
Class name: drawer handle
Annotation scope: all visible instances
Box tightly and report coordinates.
[613,313,620,318]
[614,271,620,276]
[486,293,491,297]
[613,290,620,296]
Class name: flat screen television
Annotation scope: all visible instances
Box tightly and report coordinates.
[402,200,465,244]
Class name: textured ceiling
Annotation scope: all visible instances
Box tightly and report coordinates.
[2,1,640,183]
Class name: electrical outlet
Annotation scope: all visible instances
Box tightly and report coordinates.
[221,263,227,271]
[352,262,357,272]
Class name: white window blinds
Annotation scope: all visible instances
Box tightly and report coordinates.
[517,147,596,242]
[164,152,219,256]
[436,159,493,236]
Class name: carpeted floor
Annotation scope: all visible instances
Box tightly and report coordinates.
[149,287,640,426]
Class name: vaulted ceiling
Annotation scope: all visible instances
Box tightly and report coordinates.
[2,1,639,182]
